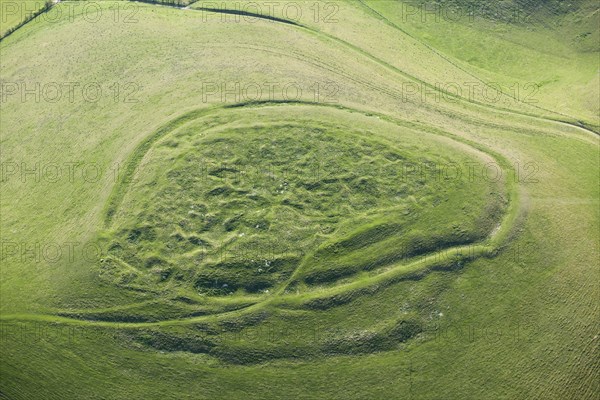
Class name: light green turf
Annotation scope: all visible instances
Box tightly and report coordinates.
[0,1,598,399]
[0,0,50,38]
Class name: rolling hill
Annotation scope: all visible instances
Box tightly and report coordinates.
[0,1,598,399]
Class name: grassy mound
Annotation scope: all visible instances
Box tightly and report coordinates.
[99,104,502,304]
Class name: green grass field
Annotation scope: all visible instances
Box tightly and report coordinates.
[0,0,50,38]
[0,1,598,399]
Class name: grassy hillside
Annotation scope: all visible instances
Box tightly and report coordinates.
[0,0,51,38]
[360,0,600,126]
[0,1,598,399]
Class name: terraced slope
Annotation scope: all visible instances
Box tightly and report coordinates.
[0,1,598,399]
